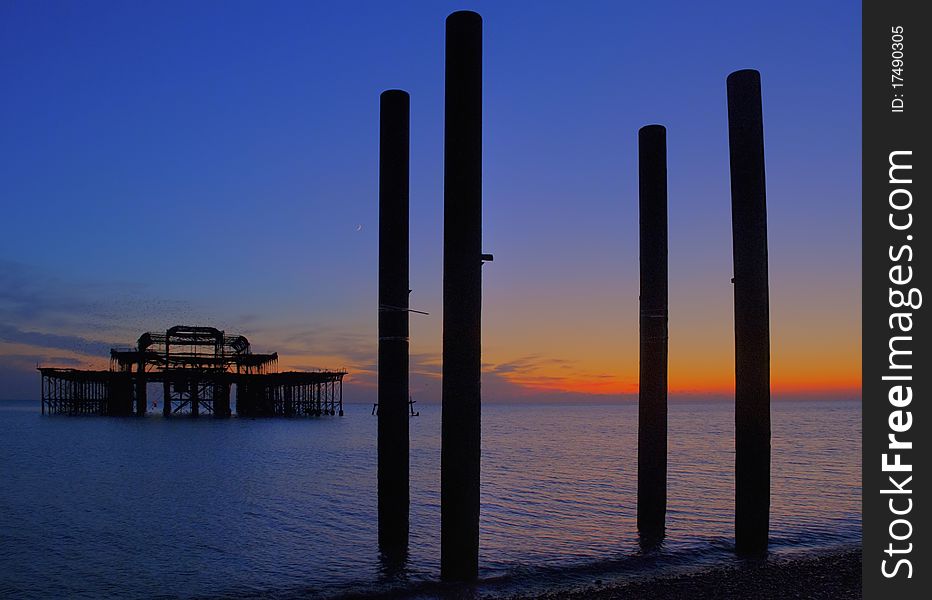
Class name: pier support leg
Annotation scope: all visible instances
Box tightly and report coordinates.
[214,382,231,417]
[441,10,483,582]
[135,361,147,416]
[378,88,410,562]
[191,378,199,417]
[727,69,771,556]
[236,382,248,417]
[637,125,668,546]
[163,380,171,417]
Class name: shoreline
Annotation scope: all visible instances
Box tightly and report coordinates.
[326,545,862,600]
[516,546,861,600]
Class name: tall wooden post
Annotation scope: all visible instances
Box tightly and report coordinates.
[378,89,410,560]
[441,10,483,582]
[727,69,771,556]
[637,124,668,545]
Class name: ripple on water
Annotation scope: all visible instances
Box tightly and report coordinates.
[0,399,860,598]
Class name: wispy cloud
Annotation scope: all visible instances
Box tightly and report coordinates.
[0,353,83,369]
[0,260,201,384]
[0,324,115,356]
[485,354,635,396]
[0,260,195,337]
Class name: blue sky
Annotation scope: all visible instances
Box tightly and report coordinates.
[0,1,860,401]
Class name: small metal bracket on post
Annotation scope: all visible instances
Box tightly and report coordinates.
[379,304,430,316]
[481,253,494,263]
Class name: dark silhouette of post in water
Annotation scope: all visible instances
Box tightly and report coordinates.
[637,125,668,546]
[163,379,171,417]
[135,360,146,416]
[441,10,482,581]
[378,89,410,561]
[727,69,771,556]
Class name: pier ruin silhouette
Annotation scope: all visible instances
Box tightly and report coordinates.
[38,325,346,418]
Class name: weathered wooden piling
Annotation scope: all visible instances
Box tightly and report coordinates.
[378,89,411,558]
[190,379,200,417]
[726,69,771,556]
[214,382,231,417]
[637,124,668,545]
[162,380,171,417]
[441,10,483,581]
[135,360,147,416]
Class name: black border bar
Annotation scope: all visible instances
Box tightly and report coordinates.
[863,0,929,596]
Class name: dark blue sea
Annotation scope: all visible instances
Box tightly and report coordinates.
[0,399,860,599]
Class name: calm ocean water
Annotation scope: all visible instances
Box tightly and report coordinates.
[0,398,860,599]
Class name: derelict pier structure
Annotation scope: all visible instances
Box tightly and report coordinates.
[39,325,345,417]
